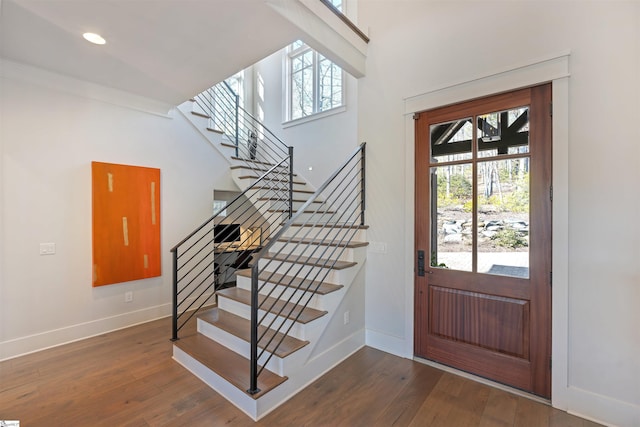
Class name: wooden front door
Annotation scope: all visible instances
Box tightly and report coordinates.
[414,84,552,397]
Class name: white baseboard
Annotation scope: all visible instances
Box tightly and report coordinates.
[0,303,172,361]
[565,385,640,427]
[365,327,409,358]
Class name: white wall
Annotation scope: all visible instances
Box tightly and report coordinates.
[0,61,234,359]
[357,1,639,426]
[253,50,359,190]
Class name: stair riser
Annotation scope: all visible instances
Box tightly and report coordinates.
[245,188,317,201]
[258,259,364,291]
[285,211,339,223]
[269,242,358,262]
[216,296,323,341]
[172,346,259,419]
[197,318,286,376]
[236,276,325,310]
[284,226,367,242]
[197,317,311,377]
[256,260,340,284]
[233,175,309,192]
[261,199,326,212]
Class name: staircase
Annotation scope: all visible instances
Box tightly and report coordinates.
[170,83,368,420]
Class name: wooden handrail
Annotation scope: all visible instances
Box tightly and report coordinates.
[318,0,369,43]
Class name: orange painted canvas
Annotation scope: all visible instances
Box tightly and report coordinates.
[92,162,161,286]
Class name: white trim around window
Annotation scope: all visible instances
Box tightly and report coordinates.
[283,41,346,124]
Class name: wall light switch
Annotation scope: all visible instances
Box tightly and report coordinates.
[39,243,56,255]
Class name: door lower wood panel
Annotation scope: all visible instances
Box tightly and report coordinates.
[429,286,530,359]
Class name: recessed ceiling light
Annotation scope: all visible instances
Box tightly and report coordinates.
[83,32,106,45]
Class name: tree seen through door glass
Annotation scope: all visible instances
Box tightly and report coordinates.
[477,158,530,278]
[429,106,530,278]
[430,164,473,271]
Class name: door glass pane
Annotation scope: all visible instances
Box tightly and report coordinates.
[430,164,473,271]
[477,159,529,278]
[478,107,529,158]
[430,118,473,163]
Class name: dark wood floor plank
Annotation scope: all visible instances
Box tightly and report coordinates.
[515,395,556,427]
[0,317,603,427]
[479,387,519,427]
[376,362,444,426]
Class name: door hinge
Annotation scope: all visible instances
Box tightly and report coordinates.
[550,358,552,369]
[550,271,553,286]
[550,186,553,202]
[550,102,553,117]
[413,113,420,121]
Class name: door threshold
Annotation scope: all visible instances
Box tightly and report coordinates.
[413,356,551,406]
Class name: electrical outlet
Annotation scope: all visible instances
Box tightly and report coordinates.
[343,310,350,325]
[125,291,133,303]
[369,242,387,253]
[39,243,56,255]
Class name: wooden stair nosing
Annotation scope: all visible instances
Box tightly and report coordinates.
[230,164,289,171]
[258,197,323,204]
[217,287,327,324]
[277,237,369,249]
[230,165,296,176]
[235,269,343,295]
[221,142,237,148]
[231,156,279,166]
[191,111,210,119]
[290,223,369,230]
[268,208,335,215]
[251,187,315,195]
[262,253,357,270]
[174,333,287,399]
[207,127,224,134]
[237,175,306,185]
[198,308,310,358]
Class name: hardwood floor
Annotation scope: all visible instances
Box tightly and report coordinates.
[0,317,600,426]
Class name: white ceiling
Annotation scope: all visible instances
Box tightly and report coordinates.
[0,0,303,106]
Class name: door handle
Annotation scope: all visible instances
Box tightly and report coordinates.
[417,250,425,276]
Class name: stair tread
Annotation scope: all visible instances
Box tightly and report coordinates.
[218,287,328,324]
[191,111,209,118]
[268,208,335,214]
[230,165,292,173]
[262,253,357,270]
[258,197,323,204]
[174,333,287,399]
[207,127,223,134]
[236,269,343,295]
[221,142,237,148]
[291,223,369,229]
[277,237,369,248]
[238,175,306,185]
[251,187,315,194]
[231,157,278,166]
[199,308,309,358]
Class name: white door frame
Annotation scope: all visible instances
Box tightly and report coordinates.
[402,52,570,410]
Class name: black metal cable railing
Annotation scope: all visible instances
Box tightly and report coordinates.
[171,82,295,341]
[193,82,290,168]
[247,143,366,394]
